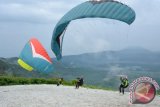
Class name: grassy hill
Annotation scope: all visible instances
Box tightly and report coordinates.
[0,47,160,89]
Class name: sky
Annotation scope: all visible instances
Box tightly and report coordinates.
[0,0,160,58]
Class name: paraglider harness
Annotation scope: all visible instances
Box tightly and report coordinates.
[119,77,129,94]
[121,78,129,88]
[76,78,84,89]
[57,78,63,86]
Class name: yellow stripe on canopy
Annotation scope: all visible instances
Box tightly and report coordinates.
[17,59,33,71]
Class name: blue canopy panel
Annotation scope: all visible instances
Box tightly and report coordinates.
[51,0,136,60]
[19,39,54,73]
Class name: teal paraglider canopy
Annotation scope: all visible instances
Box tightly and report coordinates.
[51,0,136,60]
[18,38,54,73]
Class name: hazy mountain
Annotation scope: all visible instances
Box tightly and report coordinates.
[52,47,160,88]
[59,47,160,68]
[0,47,160,89]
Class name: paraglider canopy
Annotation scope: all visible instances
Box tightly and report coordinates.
[51,0,136,60]
[18,38,54,73]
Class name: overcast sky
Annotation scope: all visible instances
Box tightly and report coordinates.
[0,0,160,58]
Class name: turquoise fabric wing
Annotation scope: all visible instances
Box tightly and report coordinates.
[51,0,136,60]
[18,38,54,73]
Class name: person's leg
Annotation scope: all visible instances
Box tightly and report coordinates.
[57,82,59,86]
[122,87,124,94]
[75,83,78,88]
[77,83,79,89]
[119,84,122,93]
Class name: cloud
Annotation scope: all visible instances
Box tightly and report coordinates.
[62,18,129,55]
[0,0,160,57]
[0,0,83,24]
[0,0,140,24]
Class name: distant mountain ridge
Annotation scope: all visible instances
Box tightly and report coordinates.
[0,47,160,89]
[59,47,160,68]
